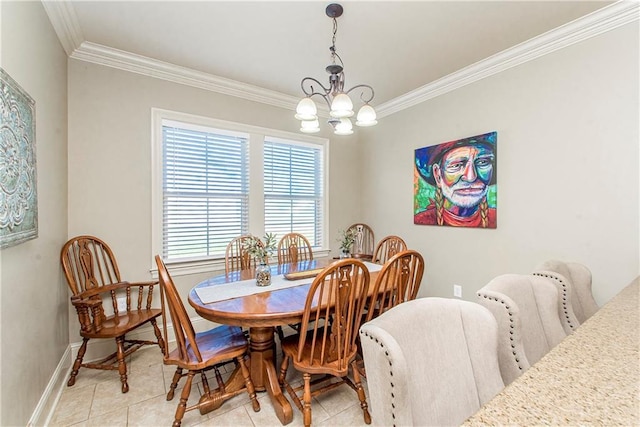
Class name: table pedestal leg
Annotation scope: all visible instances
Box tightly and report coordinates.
[250,326,293,425]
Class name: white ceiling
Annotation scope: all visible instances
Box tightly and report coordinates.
[50,1,615,109]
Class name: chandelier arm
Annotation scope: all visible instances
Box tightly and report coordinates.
[301,77,333,109]
[344,84,375,104]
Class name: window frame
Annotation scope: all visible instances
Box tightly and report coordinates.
[151,108,330,276]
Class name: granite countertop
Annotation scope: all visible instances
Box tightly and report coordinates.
[463,276,639,426]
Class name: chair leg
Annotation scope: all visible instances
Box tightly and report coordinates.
[351,361,371,424]
[302,373,312,427]
[68,337,89,387]
[173,371,195,427]
[167,367,183,401]
[115,336,129,393]
[278,354,290,386]
[150,318,166,356]
[238,355,260,412]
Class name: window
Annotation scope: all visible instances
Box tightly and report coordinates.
[152,109,328,275]
[162,122,249,261]
[264,139,324,247]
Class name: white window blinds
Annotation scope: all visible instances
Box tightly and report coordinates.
[162,123,249,261]
[263,139,324,247]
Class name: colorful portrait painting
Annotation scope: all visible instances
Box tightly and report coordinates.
[414,132,497,228]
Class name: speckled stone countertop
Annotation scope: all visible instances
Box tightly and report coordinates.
[464,276,639,426]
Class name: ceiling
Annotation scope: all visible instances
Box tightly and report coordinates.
[51,1,614,110]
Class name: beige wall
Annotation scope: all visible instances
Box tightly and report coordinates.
[361,22,639,305]
[67,60,363,340]
[0,1,68,425]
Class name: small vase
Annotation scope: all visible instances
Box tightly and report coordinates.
[339,249,351,259]
[255,262,271,286]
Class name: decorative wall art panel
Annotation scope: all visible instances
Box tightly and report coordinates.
[0,68,37,249]
[414,131,497,228]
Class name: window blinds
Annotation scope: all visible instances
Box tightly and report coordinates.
[162,124,249,260]
[263,139,323,247]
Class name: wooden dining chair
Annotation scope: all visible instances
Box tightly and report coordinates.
[365,249,425,322]
[278,259,372,427]
[371,235,408,264]
[225,235,262,274]
[60,235,165,393]
[155,256,260,427]
[277,232,314,264]
[347,223,375,260]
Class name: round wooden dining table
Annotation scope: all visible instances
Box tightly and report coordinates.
[188,258,338,425]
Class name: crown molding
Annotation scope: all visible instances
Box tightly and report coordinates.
[376,0,639,118]
[44,0,638,118]
[41,0,84,56]
[70,42,301,111]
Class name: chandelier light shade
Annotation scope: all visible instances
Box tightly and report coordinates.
[296,3,377,135]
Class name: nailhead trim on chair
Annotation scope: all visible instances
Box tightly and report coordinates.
[362,331,398,427]
[532,272,576,330]
[477,293,525,371]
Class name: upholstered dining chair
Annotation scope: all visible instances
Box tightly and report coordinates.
[278,259,372,427]
[60,235,165,393]
[371,235,407,264]
[277,232,313,264]
[224,234,262,274]
[347,223,375,260]
[476,274,569,385]
[155,256,260,427]
[533,259,599,323]
[360,298,504,426]
[530,271,580,334]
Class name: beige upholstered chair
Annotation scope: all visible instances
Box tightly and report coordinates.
[360,298,504,426]
[371,235,407,264]
[530,271,580,334]
[533,260,599,323]
[476,274,568,385]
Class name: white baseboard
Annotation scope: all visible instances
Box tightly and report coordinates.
[27,346,71,427]
[30,315,212,426]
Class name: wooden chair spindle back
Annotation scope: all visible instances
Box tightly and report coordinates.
[297,259,370,373]
[366,250,425,322]
[277,233,313,265]
[156,256,203,363]
[372,235,408,264]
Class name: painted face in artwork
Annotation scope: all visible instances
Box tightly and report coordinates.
[432,145,494,209]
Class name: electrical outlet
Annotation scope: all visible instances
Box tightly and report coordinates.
[453,284,462,298]
[116,296,127,312]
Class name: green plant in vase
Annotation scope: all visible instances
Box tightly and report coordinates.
[337,228,356,258]
[243,233,277,286]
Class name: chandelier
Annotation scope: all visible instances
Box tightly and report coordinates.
[295,3,378,135]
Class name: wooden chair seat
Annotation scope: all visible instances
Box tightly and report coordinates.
[280,328,354,377]
[164,325,248,371]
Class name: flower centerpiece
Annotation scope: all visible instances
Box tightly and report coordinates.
[243,233,277,286]
[337,228,356,258]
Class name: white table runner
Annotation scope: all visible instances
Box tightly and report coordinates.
[195,261,383,304]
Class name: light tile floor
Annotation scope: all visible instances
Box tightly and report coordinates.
[50,347,371,426]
